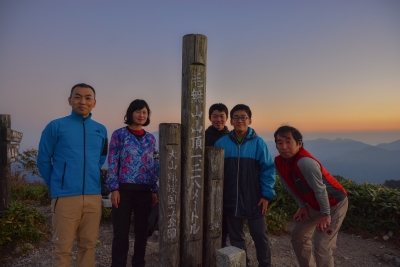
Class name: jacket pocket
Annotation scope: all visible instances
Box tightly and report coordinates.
[61,163,66,188]
[53,197,59,214]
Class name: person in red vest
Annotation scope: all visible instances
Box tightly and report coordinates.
[274,125,348,267]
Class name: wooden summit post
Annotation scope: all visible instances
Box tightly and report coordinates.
[159,123,182,267]
[0,115,23,210]
[180,34,207,266]
[203,147,224,267]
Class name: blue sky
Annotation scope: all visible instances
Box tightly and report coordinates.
[1,0,399,150]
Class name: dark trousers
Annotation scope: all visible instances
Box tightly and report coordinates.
[111,190,152,267]
[221,212,229,247]
[226,216,271,267]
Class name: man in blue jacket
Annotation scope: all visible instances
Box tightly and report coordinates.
[38,83,108,267]
[215,104,276,267]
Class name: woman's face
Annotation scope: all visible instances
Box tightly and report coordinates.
[131,107,148,126]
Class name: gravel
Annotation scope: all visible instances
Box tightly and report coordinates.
[1,205,399,267]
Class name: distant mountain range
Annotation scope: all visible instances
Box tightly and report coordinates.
[264,138,400,184]
[22,132,399,185]
[152,131,399,184]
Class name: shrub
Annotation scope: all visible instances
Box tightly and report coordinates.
[10,169,50,205]
[0,201,46,249]
[265,177,299,234]
[338,177,400,235]
[268,175,400,236]
[101,208,112,222]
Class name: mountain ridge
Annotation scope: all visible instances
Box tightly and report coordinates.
[156,131,400,184]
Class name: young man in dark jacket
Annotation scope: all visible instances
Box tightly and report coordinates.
[274,125,348,267]
[38,83,108,267]
[205,103,230,247]
[215,104,276,267]
[205,103,230,146]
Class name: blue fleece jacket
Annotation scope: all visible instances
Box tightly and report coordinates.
[37,111,108,198]
[215,127,276,219]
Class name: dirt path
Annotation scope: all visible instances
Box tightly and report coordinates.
[2,205,399,267]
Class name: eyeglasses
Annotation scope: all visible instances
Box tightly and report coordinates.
[232,116,249,122]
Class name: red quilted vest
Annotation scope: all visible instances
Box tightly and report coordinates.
[275,148,347,210]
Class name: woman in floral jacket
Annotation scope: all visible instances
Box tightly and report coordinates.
[106,99,159,267]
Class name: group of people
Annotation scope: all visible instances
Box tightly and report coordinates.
[37,83,348,267]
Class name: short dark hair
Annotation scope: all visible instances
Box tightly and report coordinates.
[230,104,252,119]
[208,103,229,119]
[274,125,303,147]
[124,99,151,126]
[70,83,96,98]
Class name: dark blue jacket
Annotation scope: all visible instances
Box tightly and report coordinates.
[215,127,276,219]
[205,125,230,146]
[38,111,108,198]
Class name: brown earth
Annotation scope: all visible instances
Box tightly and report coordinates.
[1,204,399,267]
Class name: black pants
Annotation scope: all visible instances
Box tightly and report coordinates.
[111,190,152,267]
[226,216,271,267]
[221,211,229,247]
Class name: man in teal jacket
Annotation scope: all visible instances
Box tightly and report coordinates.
[215,104,275,267]
[38,83,108,267]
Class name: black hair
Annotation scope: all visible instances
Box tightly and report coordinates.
[124,99,151,126]
[230,104,252,119]
[274,125,303,147]
[208,103,229,119]
[70,83,96,98]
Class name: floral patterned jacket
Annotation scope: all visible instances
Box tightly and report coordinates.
[106,127,159,192]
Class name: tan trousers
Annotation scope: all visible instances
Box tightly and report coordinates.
[291,197,348,267]
[51,195,102,267]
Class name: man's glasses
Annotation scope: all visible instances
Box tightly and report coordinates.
[232,116,249,122]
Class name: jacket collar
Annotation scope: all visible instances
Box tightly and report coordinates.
[229,126,257,143]
[206,125,229,134]
[70,110,92,121]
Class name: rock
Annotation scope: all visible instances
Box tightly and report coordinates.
[24,243,34,250]
[216,246,246,267]
[148,230,159,242]
[383,235,389,241]
[14,246,22,254]
[382,253,400,267]
[387,231,394,237]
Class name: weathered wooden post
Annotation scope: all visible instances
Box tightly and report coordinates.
[180,34,207,266]
[0,115,23,210]
[203,147,224,267]
[159,123,182,267]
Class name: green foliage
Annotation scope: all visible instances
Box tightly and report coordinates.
[17,147,41,178]
[265,177,299,234]
[0,201,46,249]
[337,176,400,235]
[101,207,112,222]
[265,207,290,234]
[267,175,400,236]
[11,169,50,205]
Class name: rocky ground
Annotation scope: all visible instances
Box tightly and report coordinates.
[1,205,400,267]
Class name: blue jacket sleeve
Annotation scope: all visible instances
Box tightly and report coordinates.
[256,137,276,200]
[37,122,57,188]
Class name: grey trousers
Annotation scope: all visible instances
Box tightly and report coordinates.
[291,197,349,267]
[226,215,271,267]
